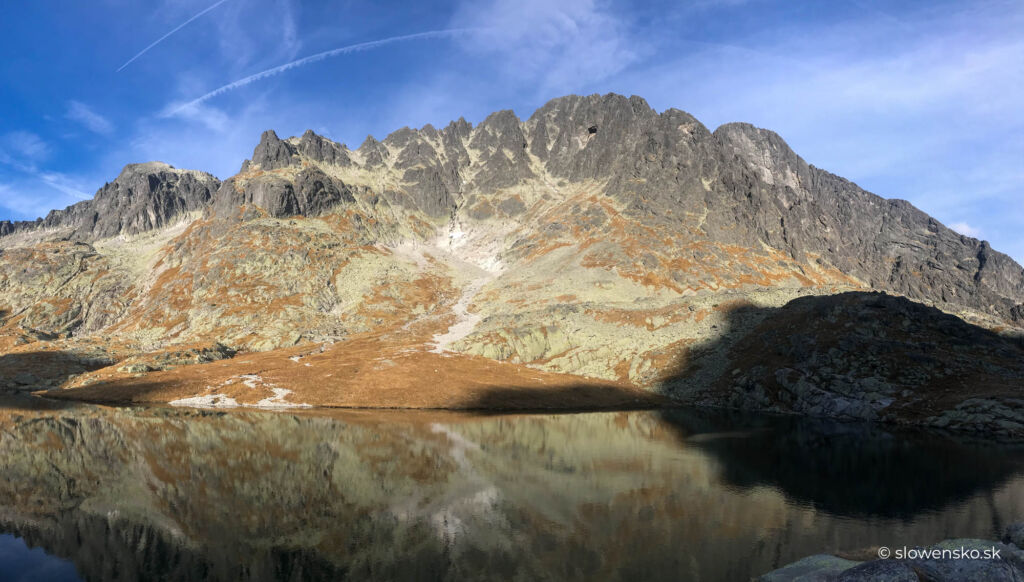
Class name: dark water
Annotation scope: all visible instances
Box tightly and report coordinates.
[0,534,80,582]
[0,401,1022,582]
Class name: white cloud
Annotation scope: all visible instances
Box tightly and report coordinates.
[37,172,92,200]
[451,0,644,96]
[209,0,303,71]
[278,0,300,59]
[164,100,233,132]
[0,131,92,205]
[0,181,89,220]
[949,222,982,238]
[121,89,277,179]
[0,131,51,163]
[0,183,44,218]
[66,101,115,135]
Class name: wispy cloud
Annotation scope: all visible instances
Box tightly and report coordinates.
[36,172,91,200]
[451,0,643,96]
[117,0,233,72]
[0,131,51,163]
[0,183,49,219]
[66,101,114,135]
[949,222,982,238]
[0,181,90,221]
[163,28,477,116]
[0,131,91,203]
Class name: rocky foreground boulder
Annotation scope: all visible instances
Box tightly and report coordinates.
[760,523,1024,581]
[0,93,1020,433]
[680,292,1024,438]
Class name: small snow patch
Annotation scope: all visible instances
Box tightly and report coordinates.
[169,374,312,410]
[169,394,240,408]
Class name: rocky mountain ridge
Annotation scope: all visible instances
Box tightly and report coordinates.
[0,93,1021,435]
[0,162,219,240]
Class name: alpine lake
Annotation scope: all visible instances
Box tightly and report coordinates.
[1,395,1022,581]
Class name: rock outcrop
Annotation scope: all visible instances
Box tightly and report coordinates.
[0,162,219,241]
[680,292,1024,437]
[759,524,1024,581]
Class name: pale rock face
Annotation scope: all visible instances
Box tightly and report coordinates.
[0,93,1022,432]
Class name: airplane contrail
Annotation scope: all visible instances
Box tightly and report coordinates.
[117,0,233,72]
[166,28,477,115]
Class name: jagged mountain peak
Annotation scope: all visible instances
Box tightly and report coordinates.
[212,93,1022,327]
[528,92,655,121]
[118,160,175,175]
[0,161,220,242]
[9,92,1019,329]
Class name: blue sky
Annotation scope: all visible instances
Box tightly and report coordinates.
[1,0,1021,261]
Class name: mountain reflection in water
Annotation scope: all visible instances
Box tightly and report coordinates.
[0,400,1022,582]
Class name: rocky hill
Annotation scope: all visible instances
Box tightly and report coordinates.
[0,162,219,240]
[0,93,1021,434]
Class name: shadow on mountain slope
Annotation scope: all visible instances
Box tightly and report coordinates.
[456,383,670,412]
[645,290,1024,519]
[658,290,1024,422]
[23,291,1024,417]
[0,350,113,393]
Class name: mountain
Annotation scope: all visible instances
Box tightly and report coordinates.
[0,93,1021,435]
[0,162,219,240]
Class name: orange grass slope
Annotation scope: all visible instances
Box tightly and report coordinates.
[41,329,669,410]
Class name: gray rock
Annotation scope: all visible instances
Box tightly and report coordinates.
[835,560,918,582]
[524,93,1024,325]
[906,539,1024,582]
[212,167,355,220]
[0,162,219,241]
[1004,523,1024,549]
[297,129,351,167]
[12,372,38,386]
[758,554,859,581]
[249,129,298,171]
[358,135,389,167]
[176,94,1024,329]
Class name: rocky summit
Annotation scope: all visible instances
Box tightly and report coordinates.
[1,93,1022,434]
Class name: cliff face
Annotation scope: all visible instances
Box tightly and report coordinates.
[0,93,1021,431]
[0,162,219,241]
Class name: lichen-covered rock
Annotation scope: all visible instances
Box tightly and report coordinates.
[757,554,859,581]
[835,560,919,581]
[907,539,1024,581]
[765,539,1024,582]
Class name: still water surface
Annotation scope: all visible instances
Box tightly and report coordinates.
[0,400,1022,581]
